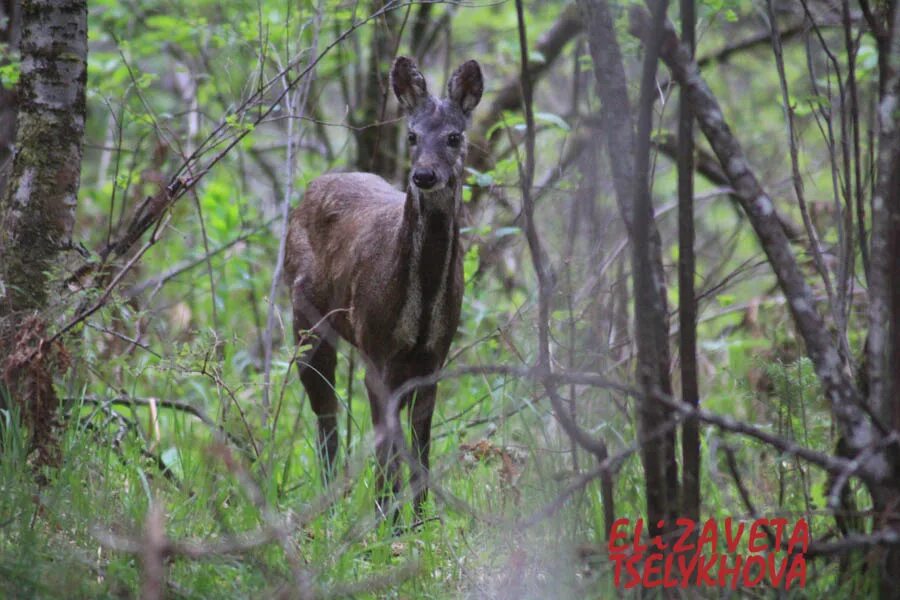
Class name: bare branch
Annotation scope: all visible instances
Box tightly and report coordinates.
[628,6,890,483]
[653,132,803,240]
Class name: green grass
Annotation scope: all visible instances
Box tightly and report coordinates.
[0,233,875,598]
[1,343,629,597]
[0,339,872,598]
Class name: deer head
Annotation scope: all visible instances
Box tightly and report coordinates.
[391,57,483,203]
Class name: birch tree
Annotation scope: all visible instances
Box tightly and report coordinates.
[0,0,87,461]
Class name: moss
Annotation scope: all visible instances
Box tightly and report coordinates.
[0,0,85,483]
[0,1,86,316]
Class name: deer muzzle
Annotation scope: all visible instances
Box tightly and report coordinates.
[412,167,439,190]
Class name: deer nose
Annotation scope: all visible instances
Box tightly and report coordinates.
[412,168,438,190]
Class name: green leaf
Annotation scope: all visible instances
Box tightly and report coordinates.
[716,294,736,307]
[528,50,546,65]
[465,167,494,188]
[578,54,594,72]
[0,60,19,87]
[493,226,520,238]
[160,446,184,479]
[464,244,480,285]
[486,111,523,139]
[856,38,878,79]
[534,112,570,132]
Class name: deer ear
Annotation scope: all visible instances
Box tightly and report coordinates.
[447,60,483,116]
[391,56,429,114]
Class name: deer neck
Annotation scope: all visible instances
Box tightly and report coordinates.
[392,181,461,351]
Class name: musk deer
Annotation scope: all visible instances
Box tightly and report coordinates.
[284,56,483,516]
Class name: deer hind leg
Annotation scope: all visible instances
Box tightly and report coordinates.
[292,288,339,480]
[409,383,436,516]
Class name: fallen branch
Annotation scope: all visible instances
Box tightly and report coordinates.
[76,395,248,454]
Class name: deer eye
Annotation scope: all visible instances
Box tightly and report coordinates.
[447,133,462,148]
[407,132,417,145]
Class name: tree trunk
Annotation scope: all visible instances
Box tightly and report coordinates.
[0,0,22,195]
[629,4,886,483]
[354,0,399,178]
[578,0,679,538]
[629,7,900,593]
[868,3,900,595]
[677,0,700,526]
[1,0,87,315]
[0,0,87,464]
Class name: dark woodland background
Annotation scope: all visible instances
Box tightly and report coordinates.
[0,0,899,597]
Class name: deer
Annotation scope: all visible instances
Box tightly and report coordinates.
[283,56,483,518]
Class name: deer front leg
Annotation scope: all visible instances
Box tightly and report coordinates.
[366,372,405,522]
[409,383,436,515]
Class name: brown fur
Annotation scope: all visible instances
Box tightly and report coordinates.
[283,57,482,517]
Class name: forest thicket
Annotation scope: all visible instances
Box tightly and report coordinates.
[0,0,898,597]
